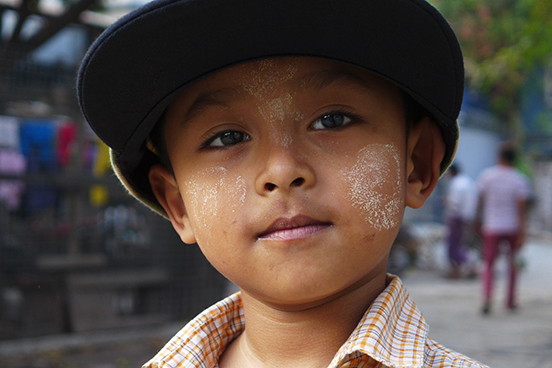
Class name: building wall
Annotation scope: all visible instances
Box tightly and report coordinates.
[405,103,503,224]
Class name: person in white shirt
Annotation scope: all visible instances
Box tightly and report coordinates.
[445,162,477,278]
[476,142,531,314]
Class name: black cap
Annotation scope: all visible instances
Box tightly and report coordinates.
[77,0,464,216]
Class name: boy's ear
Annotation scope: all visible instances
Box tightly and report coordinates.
[405,117,446,209]
[148,164,197,244]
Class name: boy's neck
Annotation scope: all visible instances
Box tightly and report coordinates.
[219,272,388,368]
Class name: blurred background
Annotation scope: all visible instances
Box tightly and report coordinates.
[0,0,551,367]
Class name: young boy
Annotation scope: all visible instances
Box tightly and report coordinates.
[77,0,488,367]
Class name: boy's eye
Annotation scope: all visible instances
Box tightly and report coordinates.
[206,130,250,147]
[311,113,352,130]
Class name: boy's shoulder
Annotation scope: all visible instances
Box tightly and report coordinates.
[142,293,245,368]
[336,275,488,368]
[143,276,488,368]
[425,338,490,368]
[143,292,244,368]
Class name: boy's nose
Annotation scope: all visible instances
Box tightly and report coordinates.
[254,145,315,195]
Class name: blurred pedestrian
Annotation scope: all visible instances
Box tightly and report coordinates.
[444,162,477,278]
[476,141,531,314]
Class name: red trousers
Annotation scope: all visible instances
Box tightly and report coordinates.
[482,232,520,308]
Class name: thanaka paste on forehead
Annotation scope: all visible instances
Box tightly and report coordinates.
[238,59,299,147]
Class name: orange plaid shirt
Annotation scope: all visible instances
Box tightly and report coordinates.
[143,276,488,368]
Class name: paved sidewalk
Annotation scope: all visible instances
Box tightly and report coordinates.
[403,237,552,368]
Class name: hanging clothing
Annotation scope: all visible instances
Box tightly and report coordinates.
[0,149,27,210]
[0,115,20,149]
[19,119,58,172]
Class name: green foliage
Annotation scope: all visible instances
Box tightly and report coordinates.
[430,0,552,127]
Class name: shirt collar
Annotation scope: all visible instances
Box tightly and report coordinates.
[146,275,428,368]
[331,275,429,368]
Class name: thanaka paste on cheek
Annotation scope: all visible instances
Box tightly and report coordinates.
[341,144,402,231]
[184,167,247,244]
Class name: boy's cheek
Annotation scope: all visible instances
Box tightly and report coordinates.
[339,143,404,231]
[182,167,247,245]
[181,143,405,247]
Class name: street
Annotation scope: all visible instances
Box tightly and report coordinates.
[403,236,552,368]
[1,234,551,368]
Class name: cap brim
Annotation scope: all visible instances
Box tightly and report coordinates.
[78,0,463,215]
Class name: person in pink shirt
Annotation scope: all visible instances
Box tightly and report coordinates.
[476,141,531,314]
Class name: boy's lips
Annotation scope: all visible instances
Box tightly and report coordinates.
[257,215,332,241]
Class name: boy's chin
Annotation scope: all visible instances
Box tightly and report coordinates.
[247,290,352,312]
[240,270,387,312]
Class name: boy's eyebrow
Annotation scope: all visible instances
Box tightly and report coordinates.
[297,68,376,94]
[180,67,376,126]
[180,87,246,126]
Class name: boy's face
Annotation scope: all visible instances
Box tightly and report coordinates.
[152,57,436,309]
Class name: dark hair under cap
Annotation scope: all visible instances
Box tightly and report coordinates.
[499,141,517,164]
[77,0,464,216]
